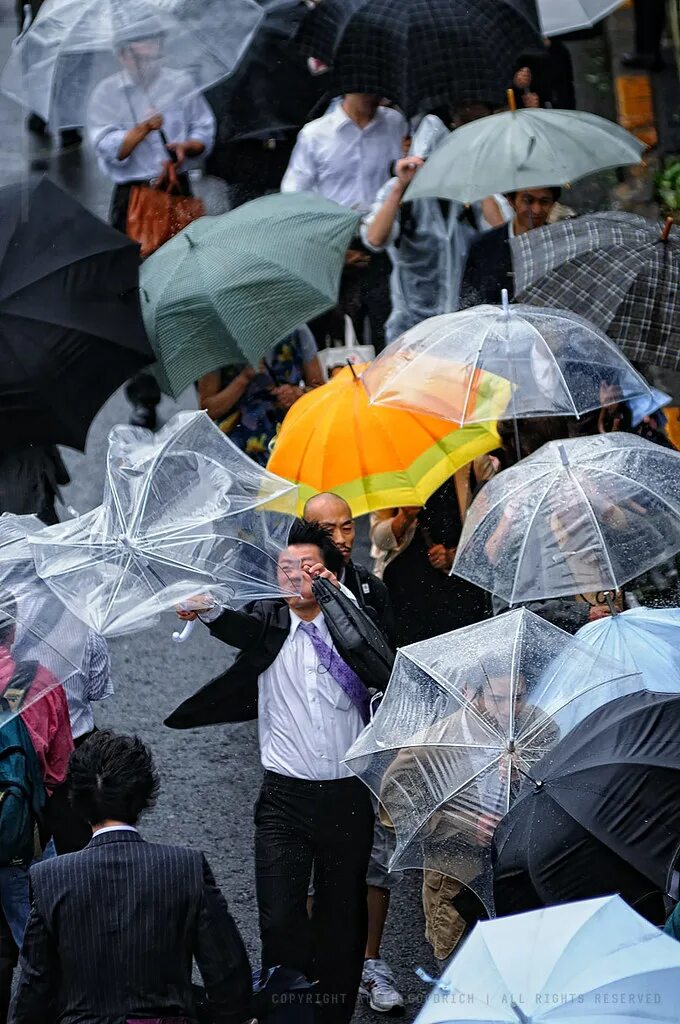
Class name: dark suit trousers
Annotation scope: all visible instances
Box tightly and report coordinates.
[633,0,665,57]
[255,772,373,1024]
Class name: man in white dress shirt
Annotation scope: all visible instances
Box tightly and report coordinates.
[170,519,377,1024]
[282,94,406,351]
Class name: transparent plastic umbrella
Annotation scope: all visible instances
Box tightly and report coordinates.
[1,0,262,129]
[29,411,300,636]
[344,608,642,914]
[576,606,680,694]
[538,0,624,36]
[0,513,86,723]
[414,895,680,1024]
[404,105,644,205]
[362,300,653,424]
[453,433,680,605]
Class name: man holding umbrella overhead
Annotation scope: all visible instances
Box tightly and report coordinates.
[87,13,216,429]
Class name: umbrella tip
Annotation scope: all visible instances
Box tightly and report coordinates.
[557,443,570,468]
[660,216,673,242]
[506,88,517,113]
[501,288,511,316]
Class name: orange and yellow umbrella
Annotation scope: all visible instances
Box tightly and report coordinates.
[267,364,502,517]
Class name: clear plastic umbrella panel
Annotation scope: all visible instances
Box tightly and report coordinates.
[30,411,300,636]
[1,0,262,129]
[344,608,642,914]
[0,513,87,722]
[362,301,652,424]
[454,433,680,606]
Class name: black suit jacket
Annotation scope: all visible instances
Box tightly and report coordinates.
[460,223,514,308]
[343,560,396,649]
[9,831,252,1024]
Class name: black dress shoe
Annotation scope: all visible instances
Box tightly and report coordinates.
[27,112,48,136]
[621,52,664,71]
[60,128,82,149]
[128,404,158,430]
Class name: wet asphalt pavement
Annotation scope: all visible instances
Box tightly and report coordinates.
[1,1,624,1014]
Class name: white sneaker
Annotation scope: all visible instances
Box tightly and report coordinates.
[360,958,405,1014]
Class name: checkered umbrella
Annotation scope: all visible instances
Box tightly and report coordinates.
[296,0,541,116]
[513,213,680,371]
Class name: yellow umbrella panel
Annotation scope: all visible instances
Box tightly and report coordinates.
[267,364,500,517]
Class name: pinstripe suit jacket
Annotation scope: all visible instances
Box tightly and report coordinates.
[9,830,252,1024]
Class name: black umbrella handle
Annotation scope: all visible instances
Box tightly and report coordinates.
[158,128,178,163]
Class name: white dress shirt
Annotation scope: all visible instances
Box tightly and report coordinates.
[93,825,139,837]
[87,68,216,184]
[281,103,406,213]
[63,630,113,740]
[257,610,365,781]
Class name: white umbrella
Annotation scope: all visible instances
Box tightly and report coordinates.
[404,104,644,205]
[1,0,262,129]
[538,0,623,37]
[415,895,680,1024]
[453,433,680,605]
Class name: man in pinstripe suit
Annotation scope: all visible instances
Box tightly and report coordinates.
[9,732,252,1024]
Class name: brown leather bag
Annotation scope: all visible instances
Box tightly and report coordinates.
[126,161,204,259]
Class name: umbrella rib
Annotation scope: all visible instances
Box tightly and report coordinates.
[404,653,505,744]
[590,465,680,521]
[525,315,579,417]
[508,472,558,607]
[566,468,618,590]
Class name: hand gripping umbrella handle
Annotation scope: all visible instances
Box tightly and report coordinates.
[172,619,197,644]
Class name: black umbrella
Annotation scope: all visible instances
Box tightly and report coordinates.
[493,691,680,922]
[0,177,152,452]
[296,0,541,116]
[207,0,329,143]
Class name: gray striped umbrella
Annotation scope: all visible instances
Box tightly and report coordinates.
[140,192,359,397]
[512,212,680,371]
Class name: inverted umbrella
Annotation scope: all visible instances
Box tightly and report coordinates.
[30,411,300,636]
[493,691,680,914]
[538,0,624,37]
[267,363,500,516]
[415,895,680,1024]
[513,212,680,370]
[141,192,359,398]
[344,607,641,913]
[362,302,652,424]
[576,606,680,693]
[1,0,262,129]
[405,105,644,205]
[295,0,540,117]
[207,0,328,142]
[454,433,680,605]
[0,177,152,451]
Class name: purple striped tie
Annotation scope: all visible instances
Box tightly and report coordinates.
[299,620,370,724]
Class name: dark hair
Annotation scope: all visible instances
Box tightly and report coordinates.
[287,518,344,576]
[0,592,17,648]
[506,186,562,203]
[68,731,159,826]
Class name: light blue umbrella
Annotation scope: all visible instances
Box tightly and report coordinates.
[415,895,680,1024]
[577,606,680,694]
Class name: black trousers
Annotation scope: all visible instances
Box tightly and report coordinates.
[310,251,392,354]
[255,771,373,1024]
[633,0,665,56]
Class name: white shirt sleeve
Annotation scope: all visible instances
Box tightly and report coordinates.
[186,93,217,156]
[281,130,318,193]
[361,176,401,252]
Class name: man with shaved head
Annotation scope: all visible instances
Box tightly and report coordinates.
[303,492,402,1014]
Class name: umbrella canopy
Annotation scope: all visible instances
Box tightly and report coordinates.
[207,0,328,142]
[267,363,500,516]
[454,433,680,606]
[344,607,641,913]
[0,513,86,722]
[493,691,680,911]
[295,0,540,117]
[1,0,262,129]
[141,192,359,398]
[362,303,652,424]
[0,177,152,451]
[404,107,644,205]
[538,0,625,37]
[576,606,680,693]
[513,212,680,370]
[415,895,680,1024]
[30,411,300,636]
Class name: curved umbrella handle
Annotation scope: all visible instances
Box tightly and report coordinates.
[172,619,197,644]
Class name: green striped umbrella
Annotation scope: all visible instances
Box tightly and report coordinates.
[140,193,359,397]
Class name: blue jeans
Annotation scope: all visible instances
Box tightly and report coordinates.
[0,842,56,951]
